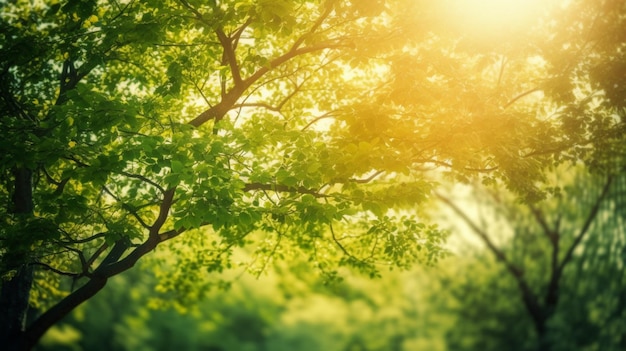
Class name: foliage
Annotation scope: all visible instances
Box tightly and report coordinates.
[0,0,450,348]
[35,256,446,351]
[1,0,625,349]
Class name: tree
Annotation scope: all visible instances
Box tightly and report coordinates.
[1,1,448,349]
[438,165,626,351]
[2,0,624,350]
[429,0,626,348]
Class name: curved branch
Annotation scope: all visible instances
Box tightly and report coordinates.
[502,87,542,109]
[302,111,337,131]
[30,262,79,278]
[291,0,336,50]
[329,221,351,257]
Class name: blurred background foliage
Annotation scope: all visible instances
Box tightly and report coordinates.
[36,254,449,351]
[37,168,626,351]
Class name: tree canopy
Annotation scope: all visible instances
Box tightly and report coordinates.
[1,0,625,350]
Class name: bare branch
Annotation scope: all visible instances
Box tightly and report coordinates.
[254,231,283,279]
[243,42,346,90]
[231,17,253,49]
[437,192,519,274]
[191,77,213,107]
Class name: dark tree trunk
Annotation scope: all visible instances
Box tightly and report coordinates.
[0,265,34,351]
[0,167,35,351]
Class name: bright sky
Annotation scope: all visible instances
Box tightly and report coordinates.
[445,0,548,37]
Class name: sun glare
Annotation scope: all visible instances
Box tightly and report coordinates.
[446,0,545,39]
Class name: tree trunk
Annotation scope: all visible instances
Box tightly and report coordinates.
[518,288,551,351]
[0,167,35,350]
[535,318,550,351]
[0,265,34,351]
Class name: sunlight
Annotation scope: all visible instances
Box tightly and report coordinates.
[445,0,545,39]
[458,0,536,24]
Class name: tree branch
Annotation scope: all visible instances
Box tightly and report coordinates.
[85,242,109,269]
[290,0,335,50]
[529,205,557,243]
[242,43,345,89]
[216,27,243,86]
[558,175,613,273]
[150,188,176,239]
[437,192,521,275]
[302,110,337,131]
[413,158,498,173]
[60,245,90,277]
[26,187,177,345]
[436,191,546,331]
[502,87,542,110]
[102,186,151,229]
[158,228,185,242]
[119,171,165,194]
[349,170,384,184]
[529,204,561,308]
[57,231,108,245]
[184,0,345,128]
[243,182,328,197]
[30,262,79,278]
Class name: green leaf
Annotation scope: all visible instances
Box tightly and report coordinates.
[170,160,184,174]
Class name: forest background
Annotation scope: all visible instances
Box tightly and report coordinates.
[1,0,625,350]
